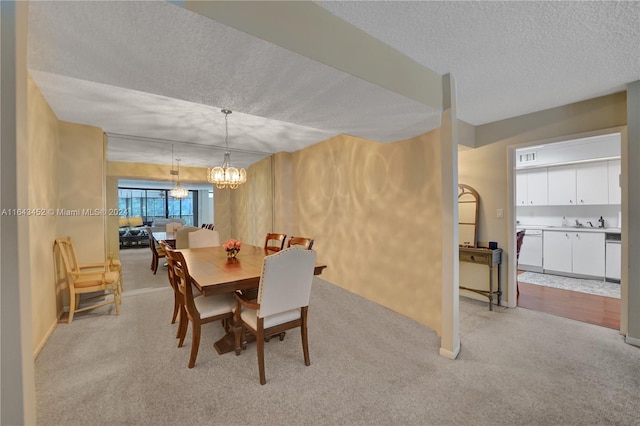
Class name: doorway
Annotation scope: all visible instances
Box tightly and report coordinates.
[116,180,213,293]
[513,133,621,329]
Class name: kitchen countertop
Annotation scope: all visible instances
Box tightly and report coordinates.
[518,225,621,234]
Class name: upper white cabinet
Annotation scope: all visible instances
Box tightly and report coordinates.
[516,169,548,206]
[608,159,621,204]
[544,160,614,206]
[547,165,576,205]
[576,162,608,205]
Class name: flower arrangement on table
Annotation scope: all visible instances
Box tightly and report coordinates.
[223,238,242,258]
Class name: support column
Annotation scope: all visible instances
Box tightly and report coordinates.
[625,81,640,346]
[439,74,460,359]
[1,1,36,424]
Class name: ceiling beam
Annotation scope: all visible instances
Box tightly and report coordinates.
[183,0,443,111]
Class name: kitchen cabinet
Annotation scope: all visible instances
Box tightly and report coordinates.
[543,231,572,273]
[546,161,610,206]
[543,230,605,277]
[547,165,576,205]
[516,169,548,206]
[576,162,608,205]
[608,159,621,205]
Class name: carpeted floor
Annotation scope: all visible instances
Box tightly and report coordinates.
[35,277,640,425]
[518,271,620,298]
[119,247,169,293]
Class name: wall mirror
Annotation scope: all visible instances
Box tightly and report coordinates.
[458,184,479,248]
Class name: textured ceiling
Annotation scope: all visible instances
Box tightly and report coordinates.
[27,1,640,174]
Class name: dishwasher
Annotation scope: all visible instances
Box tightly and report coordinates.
[517,229,543,272]
[605,233,621,282]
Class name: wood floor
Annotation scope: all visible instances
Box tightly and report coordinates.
[517,279,620,330]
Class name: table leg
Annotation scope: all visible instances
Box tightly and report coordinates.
[497,263,501,307]
[489,265,494,311]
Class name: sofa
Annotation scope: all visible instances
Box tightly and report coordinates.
[149,218,186,233]
[118,216,148,248]
[119,216,144,228]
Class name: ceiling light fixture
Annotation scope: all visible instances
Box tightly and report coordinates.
[169,145,189,199]
[207,109,247,189]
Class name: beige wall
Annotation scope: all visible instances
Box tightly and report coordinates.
[27,79,109,356]
[459,92,627,305]
[230,155,274,246]
[27,75,61,354]
[57,121,106,263]
[232,132,445,331]
[106,175,120,259]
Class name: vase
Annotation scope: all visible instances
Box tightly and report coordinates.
[226,249,239,259]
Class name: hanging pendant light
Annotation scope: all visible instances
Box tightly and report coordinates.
[207,109,247,189]
[169,145,189,199]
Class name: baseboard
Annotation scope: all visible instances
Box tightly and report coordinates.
[439,341,460,359]
[33,312,63,359]
[519,264,543,273]
[625,335,640,347]
[122,287,170,297]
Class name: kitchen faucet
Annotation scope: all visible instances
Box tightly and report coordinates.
[575,219,583,228]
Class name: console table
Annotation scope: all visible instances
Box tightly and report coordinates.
[459,247,503,311]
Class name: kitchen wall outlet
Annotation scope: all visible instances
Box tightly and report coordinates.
[496,208,504,219]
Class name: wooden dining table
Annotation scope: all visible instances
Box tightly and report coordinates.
[152,231,176,247]
[178,244,327,354]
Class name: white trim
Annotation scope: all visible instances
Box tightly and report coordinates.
[625,335,640,347]
[122,287,171,298]
[439,341,461,360]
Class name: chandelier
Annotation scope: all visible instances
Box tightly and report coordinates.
[207,109,247,189]
[169,146,189,199]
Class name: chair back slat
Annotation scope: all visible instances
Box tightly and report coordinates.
[55,237,79,273]
[287,236,314,250]
[166,248,199,319]
[264,233,286,253]
[257,248,316,318]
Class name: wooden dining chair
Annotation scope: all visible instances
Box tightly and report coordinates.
[147,226,166,275]
[287,236,314,250]
[234,247,317,384]
[54,237,122,323]
[516,230,526,297]
[165,246,235,368]
[264,233,287,253]
[160,240,182,330]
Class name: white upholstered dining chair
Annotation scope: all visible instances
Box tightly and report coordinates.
[234,247,317,384]
[188,229,220,248]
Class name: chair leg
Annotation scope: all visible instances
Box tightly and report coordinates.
[234,323,243,356]
[257,326,266,385]
[177,307,188,347]
[171,296,179,324]
[114,286,121,316]
[67,288,76,324]
[188,319,201,369]
[301,308,310,366]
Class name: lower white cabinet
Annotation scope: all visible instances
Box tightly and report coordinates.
[543,231,605,277]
